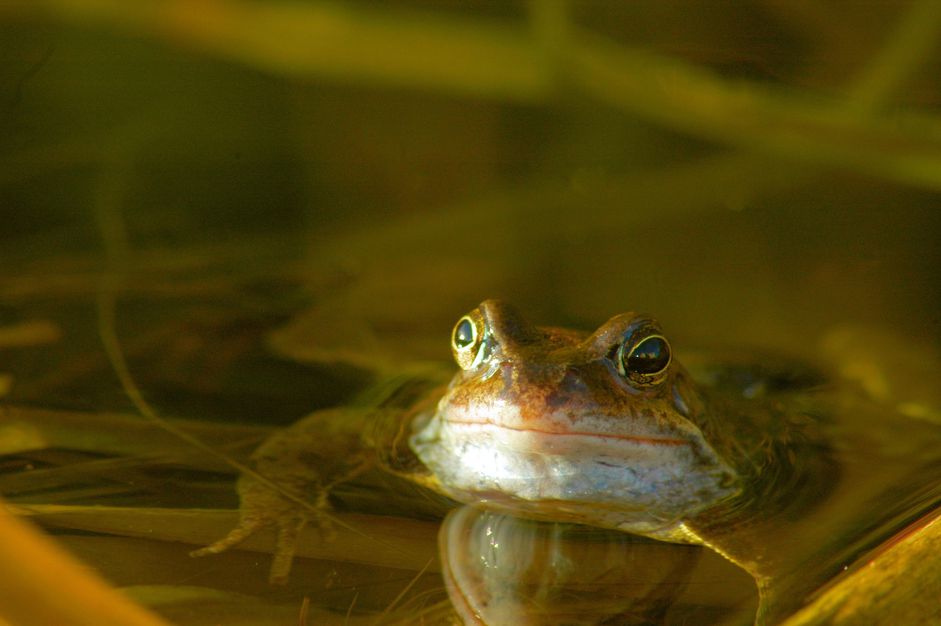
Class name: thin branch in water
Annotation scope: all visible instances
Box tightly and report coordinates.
[372,557,434,625]
[91,150,410,566]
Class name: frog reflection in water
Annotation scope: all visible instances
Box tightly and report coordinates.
[196,300,830,622]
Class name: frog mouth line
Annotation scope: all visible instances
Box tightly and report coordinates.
[442,417,690,447]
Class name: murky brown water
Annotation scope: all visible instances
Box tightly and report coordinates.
[2,2,940,624]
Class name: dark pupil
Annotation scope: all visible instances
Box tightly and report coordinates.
[454,319,476,349]
[627,337,669,374]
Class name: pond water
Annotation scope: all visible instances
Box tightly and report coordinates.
[1,2,940,625]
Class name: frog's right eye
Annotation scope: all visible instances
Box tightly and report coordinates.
[451,312,490,370]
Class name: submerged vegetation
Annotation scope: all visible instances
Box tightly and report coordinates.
[0,1,940,624]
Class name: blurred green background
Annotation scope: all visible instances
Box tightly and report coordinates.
[1,2,941,624]
[1,0,940,389]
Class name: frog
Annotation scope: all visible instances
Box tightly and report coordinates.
[193,299,941,624]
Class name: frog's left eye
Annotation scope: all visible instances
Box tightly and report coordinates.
[451,312,490,370]
[617,333,672,386]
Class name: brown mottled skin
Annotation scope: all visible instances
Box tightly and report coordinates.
[195,300,827,622]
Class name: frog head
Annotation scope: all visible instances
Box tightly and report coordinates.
[410,300,739,537]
